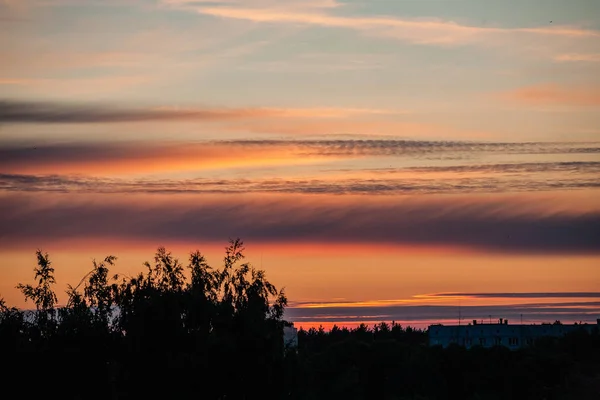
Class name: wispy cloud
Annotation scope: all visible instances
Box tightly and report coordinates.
[419,292,600,300]
[397,162,600,175]
[498,84,600,107]
[0,191,598,254]
[162,0,341,10]
[173,1,600,47]
[291,293,600,309]
[220,119,460,138]
[554,53,600,63]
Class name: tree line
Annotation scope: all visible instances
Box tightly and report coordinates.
[1,239,287,399]
[1,239,599,399]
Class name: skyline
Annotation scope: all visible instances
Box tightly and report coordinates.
[1,0,599,328]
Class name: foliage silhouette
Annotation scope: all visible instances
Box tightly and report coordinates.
[16,250,58,336]
[1,239,289,400]
[1,239,599,399]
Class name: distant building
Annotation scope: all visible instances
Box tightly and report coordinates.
[283,324,298,349]
[428,318,599,349]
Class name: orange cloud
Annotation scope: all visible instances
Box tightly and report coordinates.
[499,84,600,107]
[554,53,600,63]
[3,140,599,178]
[0,142,332,175]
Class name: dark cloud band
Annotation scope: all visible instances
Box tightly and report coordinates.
[0,99,262,124]
[284,301,600,325]
[1,173,599,195]
[0,192,598,254]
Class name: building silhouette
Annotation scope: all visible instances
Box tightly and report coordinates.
[428,318,599,349]
[283,324,298,348]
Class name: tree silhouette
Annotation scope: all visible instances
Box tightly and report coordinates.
[16,249,58,336]
[1,239,599,399]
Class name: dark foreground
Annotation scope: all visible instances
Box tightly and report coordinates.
[1,242,599,399]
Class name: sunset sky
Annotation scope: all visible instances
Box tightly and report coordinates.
[1,0,599,329]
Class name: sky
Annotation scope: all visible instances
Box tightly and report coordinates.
[1,0,599,329]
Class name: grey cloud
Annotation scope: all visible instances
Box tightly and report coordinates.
[229,140,600,156]
[1,173,599,195]
[377,161,600,175]
[0,99,265,124]
[0,192,598,254]
[0,143,145,168]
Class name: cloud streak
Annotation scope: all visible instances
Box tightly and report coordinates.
[183,2,600,47]
[499,84,600,107]
[420,292,600,299]
[1,169,599,195]
[365,162,600,175]
[1,140,599,175]
[0,141,333,175]
[0,191,598,254]
[0,99,401,124]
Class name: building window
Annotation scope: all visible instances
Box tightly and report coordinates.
[508,337,519,346]
[494,337,502,345]
[479,338,486,346]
